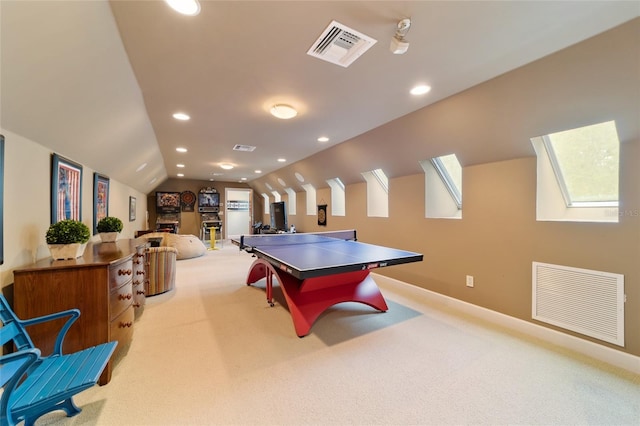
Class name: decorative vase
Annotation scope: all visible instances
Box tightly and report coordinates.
[48,243,87,260]
[100,232,119,243]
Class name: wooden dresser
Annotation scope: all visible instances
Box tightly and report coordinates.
[13,239,147,385]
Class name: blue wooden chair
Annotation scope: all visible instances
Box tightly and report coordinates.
[0,294,117,426]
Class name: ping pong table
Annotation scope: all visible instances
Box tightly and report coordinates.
[233,230,423,337]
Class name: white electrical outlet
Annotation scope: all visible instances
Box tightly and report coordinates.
[466,275,474,288]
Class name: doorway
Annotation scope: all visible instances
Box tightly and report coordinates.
[225,188,252,240]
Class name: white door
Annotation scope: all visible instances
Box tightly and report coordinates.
[225,188,252,240]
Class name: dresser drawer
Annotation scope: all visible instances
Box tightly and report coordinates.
[110,305,134,351]
[110,281,133,320]
[109,259,133,291]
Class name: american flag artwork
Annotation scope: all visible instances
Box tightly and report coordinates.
[55,160,82,222]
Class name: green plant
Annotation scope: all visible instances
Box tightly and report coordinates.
[96,216,123,233]
[46,219,91,244]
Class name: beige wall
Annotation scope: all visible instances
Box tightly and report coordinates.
[254,20,640,357]
[0,129,148,290]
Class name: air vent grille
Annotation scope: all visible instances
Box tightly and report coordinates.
[233,144,256,152]
[307,20,377,68]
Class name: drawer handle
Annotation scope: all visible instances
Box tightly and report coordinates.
[136,270,145,275]
[118,269,132,276]
[137,290,145,295]
[133,302,140,308]
[119,321,133,328]
[118,293,132,300]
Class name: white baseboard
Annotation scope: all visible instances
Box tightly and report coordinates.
[376,274,640,375]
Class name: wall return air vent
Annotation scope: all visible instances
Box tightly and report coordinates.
[307,20,377,68]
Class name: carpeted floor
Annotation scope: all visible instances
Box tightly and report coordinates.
[35,242,640,425]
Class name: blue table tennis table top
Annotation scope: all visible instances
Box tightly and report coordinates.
[235,230,423,280]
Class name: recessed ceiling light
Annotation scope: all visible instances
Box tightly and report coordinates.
[220,163,234,170]
[277,158,286,163]
[240,177,247,181]
[295,172,305,182]
[270,104,297,119]
[177,173,184,177]
[177,164,185,168]
[164,0,201,16]
[410,85,431,96]
[277,178,286,186]
[172,112,190,120]
[149,177,158,184]
[176,147,188,153]
[136,163,147,172]
[255,170,262,174]
[317,136,329,142]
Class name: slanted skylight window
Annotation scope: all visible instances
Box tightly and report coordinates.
[531,120,620,223]
[361,168,389,218]
[326,177,346,216]
[301,183,317,215]
[431,154,462,209]
[542,121,619,207]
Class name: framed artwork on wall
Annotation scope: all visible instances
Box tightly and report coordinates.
[129,196,136,221]
[155,191,180,214]
[93,173,110,234]
[0,134,4,265]
[51,153,83,224]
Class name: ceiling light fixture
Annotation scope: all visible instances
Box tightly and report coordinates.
[164,0,201,16]
[410,85,431,95]
[176,147,188,153]
[220,163,234,170]
[177,164,185,168]
[317,136,329,143]
[277,158,286,163]
[172,112,190,121]
[177,173,184,177]
[270,104,297,120]
[136,163,147,172]
[255,170,262,174]
[390,18,411,54]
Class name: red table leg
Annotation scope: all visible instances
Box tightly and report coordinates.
[245,258,388,337]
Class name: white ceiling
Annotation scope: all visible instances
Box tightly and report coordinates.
[1,1,638,193]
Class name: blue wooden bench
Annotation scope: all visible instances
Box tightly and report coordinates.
[1,294,117,426]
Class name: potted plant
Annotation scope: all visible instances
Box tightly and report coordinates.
[46,219,91,259]
[96,216,123,242]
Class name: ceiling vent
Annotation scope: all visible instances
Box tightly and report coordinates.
[307,20,377,68]
[233,144,256,152]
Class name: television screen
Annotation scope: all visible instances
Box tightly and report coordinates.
[156,191,181,214]
[270,201,287,231]
[198,192,219,212]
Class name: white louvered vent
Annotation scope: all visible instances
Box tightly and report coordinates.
[233,144,256,152]
[307,20,377,68]
[532,262,625,346]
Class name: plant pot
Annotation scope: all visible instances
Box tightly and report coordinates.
[100,232,119,243]
[48,243,87,260]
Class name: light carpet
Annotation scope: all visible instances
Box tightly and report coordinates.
[36,242,640,425]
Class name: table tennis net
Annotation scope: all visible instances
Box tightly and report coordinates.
[239,229,356,249]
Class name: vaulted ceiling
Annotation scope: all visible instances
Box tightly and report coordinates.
[1,1,638,193]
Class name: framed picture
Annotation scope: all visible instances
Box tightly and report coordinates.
[129,196,136,221]
[0,134,4,265]
[93,173,110,234]
[51,154,83,223]
[155,191,181,214]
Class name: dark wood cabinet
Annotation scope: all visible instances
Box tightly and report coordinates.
[12,239,147,385]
